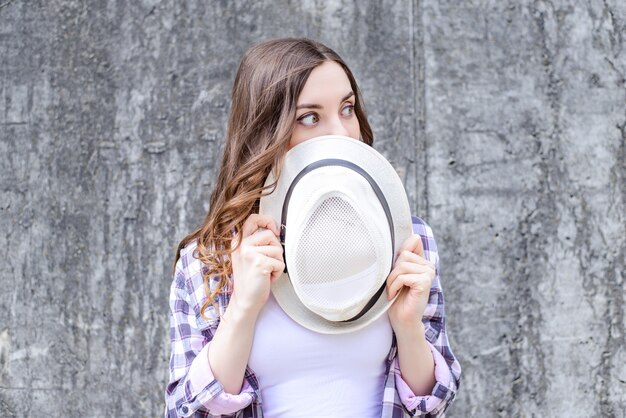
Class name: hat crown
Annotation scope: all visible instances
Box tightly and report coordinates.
[285,166,392,321]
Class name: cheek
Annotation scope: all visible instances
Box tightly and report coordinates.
[349,117,361,139]
[288,128,308,150]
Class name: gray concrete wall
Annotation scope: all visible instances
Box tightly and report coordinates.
[0,0,624,416]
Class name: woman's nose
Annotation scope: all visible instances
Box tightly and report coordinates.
[326,116,350,137]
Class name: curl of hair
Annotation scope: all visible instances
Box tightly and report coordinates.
[173,38,373,319]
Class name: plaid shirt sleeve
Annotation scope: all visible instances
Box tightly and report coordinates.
[164,241,258,417]
[381,216,462,418]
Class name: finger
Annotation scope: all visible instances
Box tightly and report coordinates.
[245,228,282,247]
[386,267,399,294]
[393,261,434,276]
[396,250,435,267]
[386,262,434,296]
[242,214,280,238]
[263,257,285,280]
[385,264,409,293]
[397,234,425,258]
[386,263,415,297]
[258,254,284,273]
[396,234,419,254]
[269,260,286,283]
[250,244,284,262]
[387,273,414,299]
[388,273,432,299]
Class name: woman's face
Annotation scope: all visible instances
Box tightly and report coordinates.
[288,61,361,150]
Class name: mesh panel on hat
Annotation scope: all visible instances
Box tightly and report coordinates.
[291,195,382,318]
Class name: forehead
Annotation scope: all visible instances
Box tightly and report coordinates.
[298,61,352,102]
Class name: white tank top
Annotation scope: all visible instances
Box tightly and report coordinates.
[248,293,393,417]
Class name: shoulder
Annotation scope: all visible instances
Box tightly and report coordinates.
[410,215,435,238]
[410,215,439,262]
[173,239,220,318]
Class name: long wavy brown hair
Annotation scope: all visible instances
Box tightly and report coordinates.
[174,38,374,318]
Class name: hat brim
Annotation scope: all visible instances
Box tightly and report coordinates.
[259,135,413,334]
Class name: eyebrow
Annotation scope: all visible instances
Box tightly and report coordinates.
[296,91,354,110]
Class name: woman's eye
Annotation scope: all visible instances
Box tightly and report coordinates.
[341,104,355,117]
[298,113,319,126]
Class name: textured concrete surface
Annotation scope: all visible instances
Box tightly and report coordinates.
[0,0,624,416]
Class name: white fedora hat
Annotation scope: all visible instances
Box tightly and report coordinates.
[259,135,413,334]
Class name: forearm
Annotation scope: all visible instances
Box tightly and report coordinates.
[208,296,259,395]
[395,322,436,396]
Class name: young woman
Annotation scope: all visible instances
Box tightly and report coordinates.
[165,38,461,418]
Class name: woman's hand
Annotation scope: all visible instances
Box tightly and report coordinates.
[386,234,436,333]
[230,214,285,316]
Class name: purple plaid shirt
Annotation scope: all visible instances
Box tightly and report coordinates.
[165,216,461,417]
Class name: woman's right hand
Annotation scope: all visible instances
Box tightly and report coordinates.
[230,214,285,316]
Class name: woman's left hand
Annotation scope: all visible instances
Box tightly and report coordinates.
[386,234,436,332]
